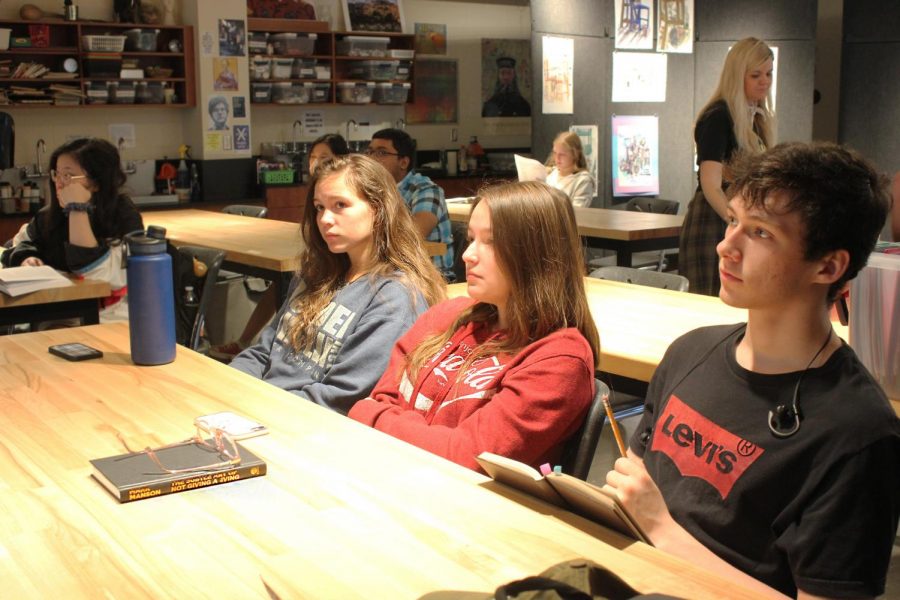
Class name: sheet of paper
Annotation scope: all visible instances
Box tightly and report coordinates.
[0,266,73,297]
[515,154,548,182]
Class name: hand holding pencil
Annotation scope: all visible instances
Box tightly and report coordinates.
[603,393,628,457]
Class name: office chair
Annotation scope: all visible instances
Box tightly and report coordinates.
[172,245,226,352]
[590,266,689,292]
[222,204,268,218]
[561,379,611,480]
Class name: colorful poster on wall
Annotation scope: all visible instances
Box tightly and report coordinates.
[657,0,693,53]
[615,0,655,50]
[406,58,458,124]
[612,51,667,102]
[218,19,245,56]
[213,58,239,91]
[570,125,599,189]
[481,39,531,118]
[233,125,250,151]
[542,35,574,114]
[414,23,447,55]
[611,115,659,196]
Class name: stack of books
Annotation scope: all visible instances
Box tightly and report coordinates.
[49,84,83,106]
[11,61,50,79]
[7,86,51,104]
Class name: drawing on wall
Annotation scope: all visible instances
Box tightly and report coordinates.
[414,23,447,55]
[570,125,599,190]
[612,115,659,196]
[208,96,230,131]
[342,0,405,33]
[213,58,239,91]
[612,51,667,102]
[218,19,245,56]
[542,35,573,114]
[481,39,531,118]
[615,0,655,50]
[657,0,693,53]
[406,58,457,124]
[233,125,250,151]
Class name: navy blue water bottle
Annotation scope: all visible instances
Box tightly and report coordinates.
[125,226,176,365]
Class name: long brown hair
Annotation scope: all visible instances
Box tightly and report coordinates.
[285,154,446,351]
[545,131,588,172]
[406,181,600,376]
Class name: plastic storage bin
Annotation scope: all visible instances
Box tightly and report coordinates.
[248,32,268,54]
[292,58,317,79]
[348,60,396,81]
[337,82,375,104]
[374,82,410,104]
[124,28,159,51]
[314,63,331,79]
[395,60,412,81]
[251,82,272,103]
[262,169,295,184]
[336,36,389,57]
[86,81,109,104]
[82,35,126,52]
[136,81,165,104]
[271,58,294,79]
[250,56,271,80]
[272,82,314,104]
[310,82,330,102]
[270,33,317,56]
[108,81,136,104]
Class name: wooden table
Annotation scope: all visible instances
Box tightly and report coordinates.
[447,203,684,267]
[0,277,110,327]
[145,209,447,303]
[0,323,766,599]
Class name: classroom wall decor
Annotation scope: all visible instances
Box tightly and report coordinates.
[570,124,599,188]
[614,0,655,50]
[611,114,659,196]
[657,0,693,53]
[406,58,458,124]
[414,23,447,55]
[611,51,667,103]
[541,35,574,114]
[343,0,405,33]
[481,38,532,118]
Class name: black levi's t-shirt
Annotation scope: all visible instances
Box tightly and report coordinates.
[631,325,900,598]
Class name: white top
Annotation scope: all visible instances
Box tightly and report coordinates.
[546,168,594,207]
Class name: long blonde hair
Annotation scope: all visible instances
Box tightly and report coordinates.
[545,131,588,173]
[698,37,775,153]
[406,181,600,377]
[285,154,446,351]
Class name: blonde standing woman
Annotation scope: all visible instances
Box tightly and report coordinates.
[545,131,595,207]
[679,37,775,295]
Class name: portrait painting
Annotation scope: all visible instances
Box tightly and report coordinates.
[481,39,531,118]
[213,58,239,91]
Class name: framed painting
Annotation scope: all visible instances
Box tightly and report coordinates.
[342,0,405,33]
[405,58,457,124]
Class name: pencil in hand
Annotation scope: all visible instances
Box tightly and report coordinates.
[603,393,627,457]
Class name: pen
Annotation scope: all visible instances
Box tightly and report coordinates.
[603,393,627,457]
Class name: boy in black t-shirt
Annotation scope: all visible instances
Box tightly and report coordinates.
[605,142,899,599]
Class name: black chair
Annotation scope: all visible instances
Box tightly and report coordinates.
[625,197,678,215]
[590,266,689,292]
[223,204,268,218]
[450,220,469,283]
[172,245,226,352]
[561,379,611,480]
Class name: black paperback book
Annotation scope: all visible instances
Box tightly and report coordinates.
[90,440,267,503]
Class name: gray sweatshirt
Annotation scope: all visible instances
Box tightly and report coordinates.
[230,275,427,414]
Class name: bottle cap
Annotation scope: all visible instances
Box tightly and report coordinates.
[126,230,167,255]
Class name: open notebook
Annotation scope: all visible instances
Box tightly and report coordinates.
[0,266,73,297]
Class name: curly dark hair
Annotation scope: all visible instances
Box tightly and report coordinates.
[728,141,889,302]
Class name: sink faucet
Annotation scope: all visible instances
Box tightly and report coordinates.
[346,119,358,142]
[292,119,303,144]
[35,138,46,175]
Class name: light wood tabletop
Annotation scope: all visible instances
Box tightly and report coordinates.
[447,203,683,267]
[0,323,767,599]
[0,276,110,326]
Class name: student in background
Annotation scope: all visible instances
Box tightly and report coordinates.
[367,128,455,281]
[1,137,143,321]
[230,154,445,414]
[209,133,351,361]
[545,131,594,207]
[606,142,898,598]
[349,181,599,471]
[680,37,775,296]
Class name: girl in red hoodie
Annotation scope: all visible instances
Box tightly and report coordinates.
[350,181,600,471]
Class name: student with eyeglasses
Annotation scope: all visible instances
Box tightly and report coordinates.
[1,137,143,321]
[367,128,455,281]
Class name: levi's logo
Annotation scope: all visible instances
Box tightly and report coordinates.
[650,395,764,499]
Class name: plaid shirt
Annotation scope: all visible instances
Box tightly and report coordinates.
[398,170,454,279]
